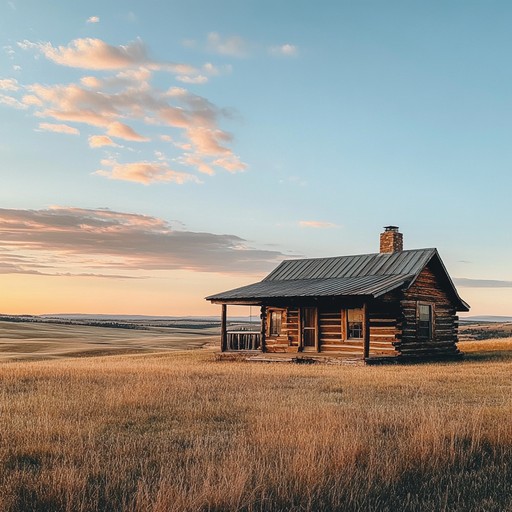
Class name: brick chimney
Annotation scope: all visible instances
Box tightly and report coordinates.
[380,226,403,253]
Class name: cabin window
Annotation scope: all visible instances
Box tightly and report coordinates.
[269,310,283,336]
[417,304,433,340]
[347,308,363,339]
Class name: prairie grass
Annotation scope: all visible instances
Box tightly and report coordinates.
[0,340,511,511]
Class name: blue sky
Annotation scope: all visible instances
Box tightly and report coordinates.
[0,0,511,316]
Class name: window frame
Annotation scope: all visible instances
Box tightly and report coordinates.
[417,302,434,341]
[341,307,365,341]
[268,309,283,337]
[346,307,364,340]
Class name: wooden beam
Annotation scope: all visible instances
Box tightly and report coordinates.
[260,305,266,353]
[298,308,303,351]
[315,307,320,353]
[221,304,227,352]
[363,302,370,359]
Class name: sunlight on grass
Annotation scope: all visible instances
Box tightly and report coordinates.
[0,343,511,511]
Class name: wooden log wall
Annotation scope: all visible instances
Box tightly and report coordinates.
[318,308,345,351]
[286,308,300,349]
[395,265,460,358]
[265,308,300,353]
[368,309,399,357]
[264,304,401,357]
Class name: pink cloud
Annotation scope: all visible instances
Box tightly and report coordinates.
[186,127,232,155]
[179,154,216,176]
[0,94,26,109]
[38,122,80,135]
[0,206,290,275]
[212,155,247,173]
[19,37,196,74]
[7,36,248,181]
[95,158,199,185]
[88,135,118,148]
[80,76,102,88]
[176,75,208,84]
[106,121,149,141]
[22,94,43,106]
[0,78,19,91]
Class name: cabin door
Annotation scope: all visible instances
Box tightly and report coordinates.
[301,307,317,351]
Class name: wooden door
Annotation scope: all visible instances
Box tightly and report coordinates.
[301,307,317,350]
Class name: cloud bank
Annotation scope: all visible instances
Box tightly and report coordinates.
[453,277,512,288]
[0,207,288,277]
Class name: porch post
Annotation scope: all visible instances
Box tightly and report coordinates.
[315,306,320,353]
[260,305,266,353]
[221,304,227,352]
[363,302,370,359]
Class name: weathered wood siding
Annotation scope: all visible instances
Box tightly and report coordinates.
[265,308,300,353]
[395,265,460,358]
[368,309,399,356]
[320,308,361,355]
[318,306,400,356]
[264,304,402,357]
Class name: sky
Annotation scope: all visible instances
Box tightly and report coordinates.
[0,0,511,317]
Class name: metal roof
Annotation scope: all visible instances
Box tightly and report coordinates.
[206,248,469,310]
[206,274,413,301]
[263,248,436,281]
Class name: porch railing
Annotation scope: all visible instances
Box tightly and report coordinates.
[227,331,261,351]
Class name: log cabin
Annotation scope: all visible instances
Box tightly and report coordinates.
[206,227,470,361]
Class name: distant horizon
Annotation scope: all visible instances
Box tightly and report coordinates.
[2,312,512,323]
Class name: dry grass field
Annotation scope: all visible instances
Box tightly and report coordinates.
[0,321,216,361]
[0,323,511,511]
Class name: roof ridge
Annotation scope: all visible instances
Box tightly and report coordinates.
[277,247,436,264]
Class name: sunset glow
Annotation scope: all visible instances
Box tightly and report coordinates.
[1,1,511,317]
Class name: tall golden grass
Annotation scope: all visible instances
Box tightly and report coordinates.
[0,340,511,511]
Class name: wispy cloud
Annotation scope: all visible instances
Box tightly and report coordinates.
[206,32,248,57]
[3,36,248,182]
[86,16,100,24]
[299,221,339,229]
[0,78,19,91]
[269,44,298,57]
[38,122,80,135]
[453,277,512,288]
[177,74,208,84]
[106,121,149,141]
[88,135,119,148]
[95,158,199,185]
[0,207,289,276]
[18,37,194,74]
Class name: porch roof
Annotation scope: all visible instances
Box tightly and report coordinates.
[206,273,413,303]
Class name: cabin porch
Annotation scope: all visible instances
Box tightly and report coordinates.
[217,300,401,360]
